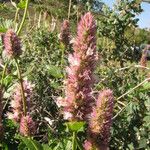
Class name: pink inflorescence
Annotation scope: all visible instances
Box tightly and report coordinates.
[8,80,36,136]
[57,12,97,121]
[19,115,36,136]
[88,89,114,149]
[59,20,70,46]
[83,140,93,150]
[3,29,22,58]
[8,80,33,122]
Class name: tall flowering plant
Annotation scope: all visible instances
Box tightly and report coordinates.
[7,80,36,136]
[2,29,36,137]
[57,12,114,150]
[57,12,98,121]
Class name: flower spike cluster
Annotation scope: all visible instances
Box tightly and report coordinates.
[3,29,22,58]
[19,115,36,137]
[59,20,70,47]
[8,80,36,136]
[87,89,114,149]
[57,12,97,121]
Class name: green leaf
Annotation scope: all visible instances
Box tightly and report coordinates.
[138,138,147,149]
[42,144,52,150]
[47,65,62,78]
[18,142,26,150]
[20,136,43,150]
[50,81,60,89]
[0,142,8,150]
[142,81,150,90]
[65,121,86,132]
[65,141,72,150]
[0,27,7,32]
[17,0,26,9]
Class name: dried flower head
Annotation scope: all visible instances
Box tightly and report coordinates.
[88,89,114,149]
[140,49,147,69]
[19,115,36,136]
[3,29,22,58]
[59,20,70,46]
[57,12,98,121]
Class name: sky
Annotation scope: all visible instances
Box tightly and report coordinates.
[102,0,150,29]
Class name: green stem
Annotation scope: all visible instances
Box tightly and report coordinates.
[76,137,83,150]
[15,59,27,115]
[72,132,76,150]
[68,0,72,20]
[17,0,30,35]
[1,62,8,87]
[14,8,20,24]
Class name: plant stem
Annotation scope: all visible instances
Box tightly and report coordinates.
[14,8,20,24]
[1,62,8,87]
[68,0,72,20]
[15,59,27,115]
[117,78,149,101]
[17,0,30,35]
[72,131,76,150]
[76,137,83,150]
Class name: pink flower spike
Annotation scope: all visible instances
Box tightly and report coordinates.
[88,89,114,149]
[19,115,36,136]
[3,29,22,58]
[59,20,70,46]
[8,80,33,123]
[57,12,97,121]
[83,140,93,150]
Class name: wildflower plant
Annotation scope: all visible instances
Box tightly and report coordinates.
[57,12,98,121]
[1,27,36,138]
[57,12,114,149]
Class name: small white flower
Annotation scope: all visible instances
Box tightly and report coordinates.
[63,111,73,120]
[56,97,68,108]
[44,117,54,126]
